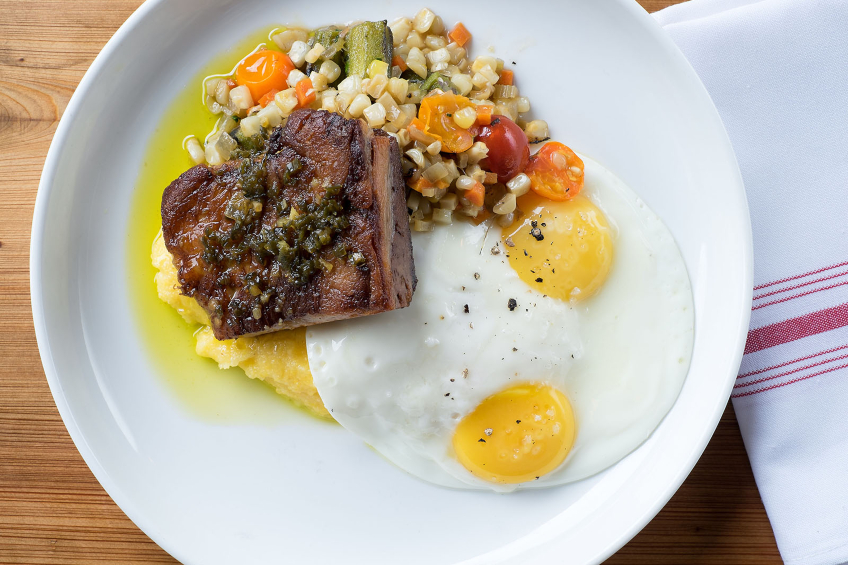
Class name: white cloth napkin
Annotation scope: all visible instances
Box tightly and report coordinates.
[653,1,848,563]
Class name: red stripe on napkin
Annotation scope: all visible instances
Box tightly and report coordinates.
[744,303,848,354]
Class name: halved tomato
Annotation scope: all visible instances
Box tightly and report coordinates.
[525,141,584,201]
[235,50,296,103]
[414,92,475,153]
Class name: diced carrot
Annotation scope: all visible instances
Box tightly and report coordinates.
[465,180,485,207]
[435,179,451,190]
[448,22,472,47]
[410,176,434,194]
[475,105,493,126]
[496,69,514,86]
[296,78,316,107]
[483,171,498,185]
[258,88,280,108]
[392,55,408,72]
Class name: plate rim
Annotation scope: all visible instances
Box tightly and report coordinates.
[29,0,754,563]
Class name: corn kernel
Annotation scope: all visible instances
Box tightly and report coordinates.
[321,90,338,112]
[506,173,531,196]
[257,103,283,128]
[334,91,354,113]
[337,75,362,95]
[274,88,299,117]
[466,141,489,164]
[479,65,499,85]
[309,71,328,92]
[471,72,491,90]
[406,47,428,78]
[319,60,342,82]
[450,73,473,96]
[405,148,425,168]
[395,128,411,147]
[425,35,447,51]
[524,120,549,143]
[229,85,254,110]
[452,106,477,129]
[348,93,371,118]
[305,43,326,64]
[430,16,445,35]
[390,18,412,47]
[493,192,516,215]
[288,40,310,67]
[186,136,205,164]
[272,28,308,52]
[471,56,498,73]
[287,69,307,89]
[387,77,409,104]
[366,74,388,98]
[455,175,476,190]
[413,8,436,33]
[406,31,424,49]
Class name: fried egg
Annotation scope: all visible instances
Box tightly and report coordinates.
[306,155,694,491]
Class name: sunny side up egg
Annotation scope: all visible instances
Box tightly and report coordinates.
[306,155,694,492]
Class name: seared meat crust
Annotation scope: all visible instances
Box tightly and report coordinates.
[161,109,416,340]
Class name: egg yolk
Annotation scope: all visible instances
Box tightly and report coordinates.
[452,383,576,484]
[503,193,613,302]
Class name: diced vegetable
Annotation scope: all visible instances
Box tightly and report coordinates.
[235,50,295,102]
[258,88,280,108]
[448,22,472,47]
[345,21,393,78]
[410,176,435,194]
[464,180,485,207]
[296,77,316,107]
[525,141,584,201]
[392,55,407,72]
[496,69,514,86]
[475,104,493,125]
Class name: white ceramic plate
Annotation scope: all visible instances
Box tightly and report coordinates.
[31,0,752,563]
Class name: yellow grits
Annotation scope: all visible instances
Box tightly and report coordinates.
[151,232,329,418]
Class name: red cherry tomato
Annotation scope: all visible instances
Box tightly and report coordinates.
[474,115,530,183]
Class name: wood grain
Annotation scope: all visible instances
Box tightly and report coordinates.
[0,0,782,563]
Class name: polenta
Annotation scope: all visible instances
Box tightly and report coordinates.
[151,232,329,418]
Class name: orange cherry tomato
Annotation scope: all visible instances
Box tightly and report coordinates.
[235,50,295,103]
[415,93,475,153]
[525,141,584,201]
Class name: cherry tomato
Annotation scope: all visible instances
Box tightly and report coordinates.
[235,50,295,103]
[415,93,475,153]
[525,141,584,201]
[475,116,530,183]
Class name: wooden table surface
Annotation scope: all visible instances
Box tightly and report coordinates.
[0,0,783,562]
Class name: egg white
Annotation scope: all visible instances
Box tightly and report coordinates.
[306,156,694,491]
